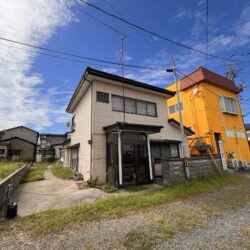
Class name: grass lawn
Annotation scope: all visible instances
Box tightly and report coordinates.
[21,163,48,183]
[51,164,74,180]
[0,173,244,236]
[0,161,25,181]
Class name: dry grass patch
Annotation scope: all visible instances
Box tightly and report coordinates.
[0,161,24,180]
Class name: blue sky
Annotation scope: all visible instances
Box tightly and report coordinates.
[0,0,250,134]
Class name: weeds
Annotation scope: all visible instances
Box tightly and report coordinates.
[51,164,74,180]
[21,163,48,183]
[0,161,24,180]
[0,173,244,236]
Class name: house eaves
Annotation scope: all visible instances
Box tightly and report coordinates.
[66,67,175,113]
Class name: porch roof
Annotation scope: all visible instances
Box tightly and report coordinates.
[103,122,163,134]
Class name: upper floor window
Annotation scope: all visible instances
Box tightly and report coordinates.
[41,139,46,149]
[71,115,76,131]
[168,102,183,115]
[112,95,157,117]
[96,91,109,103]
[219,96,238,115]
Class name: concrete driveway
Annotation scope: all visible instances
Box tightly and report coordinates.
[12,167,107,216]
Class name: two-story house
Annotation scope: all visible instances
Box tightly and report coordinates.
[64,67,193,187]
[0,126,39,160]
[38,133,67,162]
[166,67,250,167]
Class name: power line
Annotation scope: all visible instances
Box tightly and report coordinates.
[79,0,237,62]
[0,37,165,71]
[76,8,123,36]
[0,41,117,69]
[104,0,153,46]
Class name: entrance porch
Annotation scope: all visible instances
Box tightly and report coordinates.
[103,122,163,187]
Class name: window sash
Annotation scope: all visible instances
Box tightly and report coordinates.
[219,96,238,114]
[137,100,147,115]
[112,95,157,117]
[125,98,136,114]
[96,91,109,103]
[112,95,124,112]
[147,103,156,116]
[169,102,183,114]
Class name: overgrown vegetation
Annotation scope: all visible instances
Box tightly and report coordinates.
[0,173,244,237]
[87,177,117,193]
[0,161,24,180]
[51,164,74,180]
[125,185,148,192]
[21,163,48,183]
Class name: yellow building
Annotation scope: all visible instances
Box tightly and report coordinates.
[166,67,250,167]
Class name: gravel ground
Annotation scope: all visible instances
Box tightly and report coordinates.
[1,174,250,250]
[155,203,250,250]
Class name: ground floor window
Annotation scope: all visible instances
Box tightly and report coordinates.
[71,147,79,171]
[151,142,180,177]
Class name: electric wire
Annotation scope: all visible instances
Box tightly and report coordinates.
[79,0,238,62]
[0,37,165,71]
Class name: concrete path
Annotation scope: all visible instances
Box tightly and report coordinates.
[12,167,107,216]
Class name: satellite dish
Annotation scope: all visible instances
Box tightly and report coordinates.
[66,122,71,128]
[192,87,198,95]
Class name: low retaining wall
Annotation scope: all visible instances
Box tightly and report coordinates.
[161,156,223,183]
[0,163,31,217]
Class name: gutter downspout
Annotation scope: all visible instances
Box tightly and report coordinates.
[90,81,94,180]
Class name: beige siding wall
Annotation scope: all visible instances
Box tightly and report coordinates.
[70,86,92,180]
[91,80,186,182]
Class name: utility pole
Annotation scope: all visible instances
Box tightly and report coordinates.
[167,56,190,179]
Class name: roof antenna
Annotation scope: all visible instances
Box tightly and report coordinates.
[120,34,126,123]
[205,0,208,68]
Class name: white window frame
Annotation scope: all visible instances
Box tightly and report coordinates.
[168,102,183,115]
[112,95,157,117]
[219,95,238,115]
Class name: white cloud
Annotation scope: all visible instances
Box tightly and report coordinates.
[0,0,76,131]
[115,49,133,61]
[173,9,193,21]
[104,2,250,90]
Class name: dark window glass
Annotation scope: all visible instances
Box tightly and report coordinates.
[96,91,109,103]
[161,144,171,159]
[112,95,124,112]
[0,149,5,155]
[125,98,136,113]
[147,103,157,116]
[71,115,76,131]
[137,100,147,115]
[170,144,179,158]
[112,94,157,117]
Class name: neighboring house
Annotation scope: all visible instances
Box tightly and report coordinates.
[0,126,39,160]
[60,132,71,166]
[64,67,193,187]
[38,133,67,162]
[166,67,250,166]
[245,124,250,146]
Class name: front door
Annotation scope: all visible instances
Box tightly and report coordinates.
[121,133,150,186]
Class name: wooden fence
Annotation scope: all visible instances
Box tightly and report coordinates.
[0,163,31,217]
